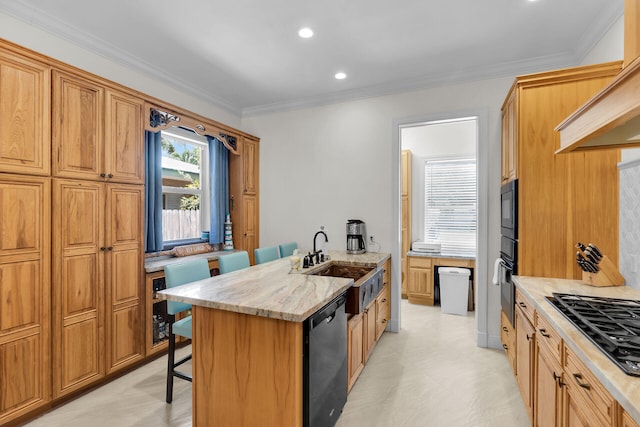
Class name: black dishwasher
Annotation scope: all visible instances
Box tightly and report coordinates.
[303,292,347,427]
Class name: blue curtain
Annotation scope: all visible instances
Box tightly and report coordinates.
[145,131,164,252]
[208,136,229,244]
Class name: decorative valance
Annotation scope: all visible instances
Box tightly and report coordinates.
[145,104,240,155]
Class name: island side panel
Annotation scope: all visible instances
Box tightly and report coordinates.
[193,305,303,426]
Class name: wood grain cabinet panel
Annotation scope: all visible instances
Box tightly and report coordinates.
[229,136,259,264]
[0,175,50,425]
[401,150,411,298]
[53,72,144,185]
[515,303,535,422]
[407,257,433,305]
[347,313,364,392]
[53,180,144,394]
[0,49,50,176]
[105,90,144,184]
[502,63,621,279]
[53,179,104,397]
[53,71,104,180]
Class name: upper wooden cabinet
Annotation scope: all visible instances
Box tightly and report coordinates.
[229,136,260,264]
[0,49,51,176]
[53,71,144,184]
[0,174,51,425]
[625,0,640,67]
[503,63,622,279]
[501,88,517,184]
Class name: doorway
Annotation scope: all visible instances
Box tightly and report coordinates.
[392,110,489,347]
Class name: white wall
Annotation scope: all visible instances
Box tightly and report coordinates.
[242,77,512,346]
[0,11,241,128]
[580,16,624,65]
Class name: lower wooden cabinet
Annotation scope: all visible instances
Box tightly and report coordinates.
[500,310,516,374]
[407,256,433,305]
[0,175,51,425]
[622,410,640,427]
[534,311,563,427]
[515,301,535,422]
[347,258,391,391]
[52,179,144,398]
[347,313,364,392]
[563,344,616,427]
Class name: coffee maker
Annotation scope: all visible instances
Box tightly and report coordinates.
[346,219,366,254]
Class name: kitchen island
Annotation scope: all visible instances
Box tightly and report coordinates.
[157,250,390,426]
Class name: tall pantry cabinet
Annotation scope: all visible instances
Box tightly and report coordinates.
[229,136,259,265]
[51,70,145,397]
[0,46,52,423]
[501,62,622,279]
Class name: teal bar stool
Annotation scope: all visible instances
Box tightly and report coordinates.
[164,258,210,404]
[254,246,280,264]
[218,251,250,274]
[278,242,298,257]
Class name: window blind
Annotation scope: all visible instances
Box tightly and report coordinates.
[424,158,477,257]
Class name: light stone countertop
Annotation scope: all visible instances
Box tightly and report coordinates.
[513,275,640,423]
[406,251,476,261]
[157,251,390,323]
[144,250,232,273]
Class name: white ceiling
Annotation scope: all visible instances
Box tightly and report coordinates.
[0,0,623,116]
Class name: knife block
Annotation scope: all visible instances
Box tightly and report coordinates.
[581,256,625,287]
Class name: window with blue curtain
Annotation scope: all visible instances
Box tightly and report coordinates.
[144,128,229,252]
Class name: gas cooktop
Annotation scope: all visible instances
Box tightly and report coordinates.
[546,293,640,377]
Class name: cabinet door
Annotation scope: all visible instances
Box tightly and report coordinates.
[500,310,516,374]
[363,300,377,363]
[105,184,144,372]
[347,314,364,392]
[105,90,144,184]
[535,341,562,427]
[52,71,104,181]
[0,50,50,175]
[52,179,105,397]
[243,138,258,194]
[407,258,433,305]
[501,88,517,184]
[243,194,258,265]
[0,175,50,424]
[622,409,640,427]
[375,284,390,341]
[515,305,534,422]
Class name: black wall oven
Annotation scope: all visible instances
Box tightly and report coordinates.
[501,180,518,240]
[499,179,518,327]
[499,236,517,326]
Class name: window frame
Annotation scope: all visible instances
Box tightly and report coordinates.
[160,128,210,247]
[421,155,477,257]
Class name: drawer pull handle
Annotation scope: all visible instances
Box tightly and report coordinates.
[572,373,591,390]
[553,372,565,387]
[518,302,527,309]
[502,344,508,350]
[539,329,551,338]
[526,334,532,341]
[502,326,508,332]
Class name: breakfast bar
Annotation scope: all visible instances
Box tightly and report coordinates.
[157,251,390,426]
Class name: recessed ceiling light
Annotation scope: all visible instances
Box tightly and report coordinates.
[298,28,313,38]
[335,72,347,80]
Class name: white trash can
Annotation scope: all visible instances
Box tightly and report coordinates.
[439,267,471,316]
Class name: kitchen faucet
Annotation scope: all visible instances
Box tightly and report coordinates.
[313,229,329,255]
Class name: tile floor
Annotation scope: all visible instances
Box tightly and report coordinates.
[24,301,529,427]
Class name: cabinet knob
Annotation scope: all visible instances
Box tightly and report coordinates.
[526,334,532,341]
[382,319,387,324]
[100,173,106,178]
[100,247,106,251]
[502,344,508,350]
[107,246,113,251]
[107,173,113,178]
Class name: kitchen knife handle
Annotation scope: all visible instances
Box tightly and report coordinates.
[588,243,603,258]
[576,242,587,251]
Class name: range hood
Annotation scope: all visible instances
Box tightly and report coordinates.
[555,57,640,153]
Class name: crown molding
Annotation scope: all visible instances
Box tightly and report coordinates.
[0,1,242,116]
